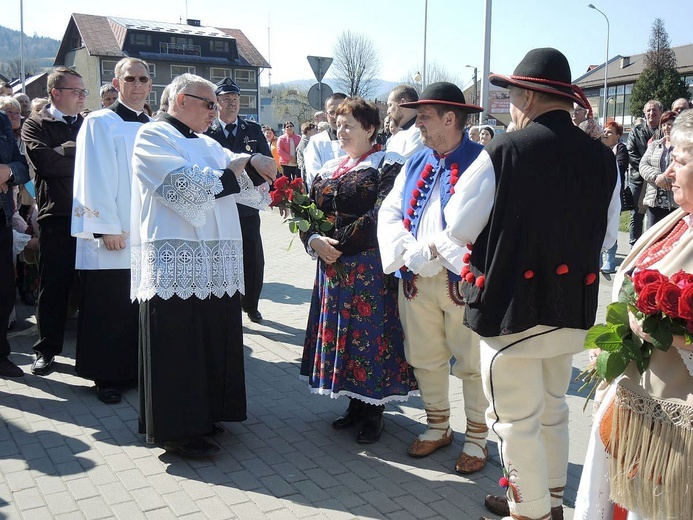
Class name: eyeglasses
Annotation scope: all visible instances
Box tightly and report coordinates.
[121,75,151,83]
[183,93,218,111]
[55,87,90,97]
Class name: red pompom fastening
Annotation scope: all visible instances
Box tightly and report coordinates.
[465,272,476,284]
[450,163,459,170]
[524,270,534,279]
[556,264,569,275]
[585,272,597,285]
[450,187,455,194]
[409,197,418,207]
[450,175,459,184]
[463,252,471,263]
[461,266,470,278]
[403,218,411,229]
[475,275,485,288]
[406,208,415,216]
[412,189,421,198]
[466,243,474,251]
[416,179,426,188]
[499,476,509,488]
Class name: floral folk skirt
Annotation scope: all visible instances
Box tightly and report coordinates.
[300,249,418,404]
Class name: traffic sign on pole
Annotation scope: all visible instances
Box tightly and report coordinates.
[307,56,333,83]
[307,83,333,111]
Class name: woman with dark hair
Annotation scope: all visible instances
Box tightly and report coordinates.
[600,121,629,273]
[640,110,678,228]
[300,97,417,444]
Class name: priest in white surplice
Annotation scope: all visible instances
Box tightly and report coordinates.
[130,74,276,459]
[71,58,152,404]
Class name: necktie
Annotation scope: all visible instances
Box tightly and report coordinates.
[226,123,236,147]
[63,115,75,127]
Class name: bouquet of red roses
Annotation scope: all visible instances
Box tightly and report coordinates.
[270,176,347,281]
[578,269,693,402]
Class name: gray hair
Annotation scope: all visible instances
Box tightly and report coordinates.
[159,84,172,112]
[100,84,117,97]
[644,99,664,112]
[114,57,150,79]
[670,108,693,152]
[0,95,21,111]
[168,74,216,106]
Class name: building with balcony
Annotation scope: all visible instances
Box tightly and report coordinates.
[53,14,270,117]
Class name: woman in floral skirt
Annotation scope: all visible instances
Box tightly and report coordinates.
[300,97,417,443]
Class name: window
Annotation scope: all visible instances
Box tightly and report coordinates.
[235,69,256,84]
[171,65,196,77]
[101,60,118,77]
[147,91,158,108]
[171,37,193,46]
[148,63,156,79]
[210,67,232,83]
[240,95,257,109]
[209,40,229,53]
[129,33,152,46]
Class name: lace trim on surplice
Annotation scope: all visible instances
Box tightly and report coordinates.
[131,238,243,301]
[234,171,271,210]
[154,165,223,227]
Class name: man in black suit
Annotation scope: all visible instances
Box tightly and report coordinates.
[206,78,273,323]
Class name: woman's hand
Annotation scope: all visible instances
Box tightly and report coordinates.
[588,348,601,368]
[654,173,672,190]
[311,236,342,265]
[628,310,653,343]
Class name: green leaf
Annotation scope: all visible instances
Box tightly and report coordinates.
[593,328,626,352]
[606,302,630,327]
[296,219,310,232]
[288,221,298,234]
[584,324,613,350]
[596,351,629,381]
[641,314,660,334]
[649,319,673,351]
[614,323,631,338]
[619,276,636,304]
[621,337,643,362]
[319,221,333,232]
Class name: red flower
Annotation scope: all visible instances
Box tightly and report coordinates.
[270,190,285,206]
[289,177,304,190]
[678,285,693,321]
[274,176,289,190]
[357,263,366,274]
[656,282,682,318]
[357,301,372,316]
[636,282,662,315]
[353,365,367,382]
[353,330,362,339]
[632,269,667,293]
[322,327,335,343]
[671,270,693,288]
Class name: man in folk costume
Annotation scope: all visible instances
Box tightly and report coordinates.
[205,77,274,323]
[131,74,276,459]
[71,57,152,404]
[378,82,490,474]
[440,49,620,520]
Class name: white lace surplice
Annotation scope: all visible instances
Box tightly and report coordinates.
[131,124,246,302]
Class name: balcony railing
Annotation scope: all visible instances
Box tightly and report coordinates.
[159,42,201,56]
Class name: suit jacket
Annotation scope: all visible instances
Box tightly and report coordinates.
[205,117,272,217]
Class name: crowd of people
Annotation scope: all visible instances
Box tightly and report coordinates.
[1,47,692,519]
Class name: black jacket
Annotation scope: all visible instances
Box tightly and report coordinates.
[21,106,83,220]
[626,122,656,176]
[205,117,272,217]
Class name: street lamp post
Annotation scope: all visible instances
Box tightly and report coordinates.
[588,3,609,125]
[466,65,478,124]
[422,0,428,89]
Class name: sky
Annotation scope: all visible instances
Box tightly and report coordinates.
[4,0,693,95]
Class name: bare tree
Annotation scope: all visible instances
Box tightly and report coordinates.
[331,31,380,98]
[400,62,463,95]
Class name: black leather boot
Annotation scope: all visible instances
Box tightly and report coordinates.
[332,397,364,429]
[357,404,384,443]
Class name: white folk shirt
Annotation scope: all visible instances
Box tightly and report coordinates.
[304,129,346,190]
[72,110,142,270]
[385,122,424,160]
[130,121,246,302]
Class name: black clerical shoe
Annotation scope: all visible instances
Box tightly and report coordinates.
[0,357,24,378]
[96,386,122,404]
[246,310,263,323]
[31,354,54,376]
[164,437,220,459]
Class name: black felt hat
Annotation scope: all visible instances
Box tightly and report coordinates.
[399,82,484,113]
[215,77,241,96]
[489,48,587,108]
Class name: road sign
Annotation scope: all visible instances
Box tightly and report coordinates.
[307,56,333,83]
[308,83,333,111]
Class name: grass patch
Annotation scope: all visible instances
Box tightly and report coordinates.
[619,211,629,233]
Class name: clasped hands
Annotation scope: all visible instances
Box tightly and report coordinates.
[403,241,443,277]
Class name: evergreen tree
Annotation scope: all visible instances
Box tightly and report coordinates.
[630,18,690,117]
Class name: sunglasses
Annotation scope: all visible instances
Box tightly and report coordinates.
[55,87,90,97]
[121,75,151,83]
[183,93,218,111]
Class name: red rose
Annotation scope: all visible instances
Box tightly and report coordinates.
[632,269,667,293]
[656,281,682,318]
[274,176,289,190]
[353,365,367,382]
[636,282,662,315]
[357,264,366,274]
[678,285,693,321]
[270,190,285,207]
[357,301,372,316]
[670,270,693,288]
[322,327,335,343]
[289,177,304,190]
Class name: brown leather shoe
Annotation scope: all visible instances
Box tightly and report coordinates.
[407,429,453,458]
[455,446,488,474]
[484,494,510,517]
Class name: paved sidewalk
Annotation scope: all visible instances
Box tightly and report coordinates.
[0,209,630,520]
